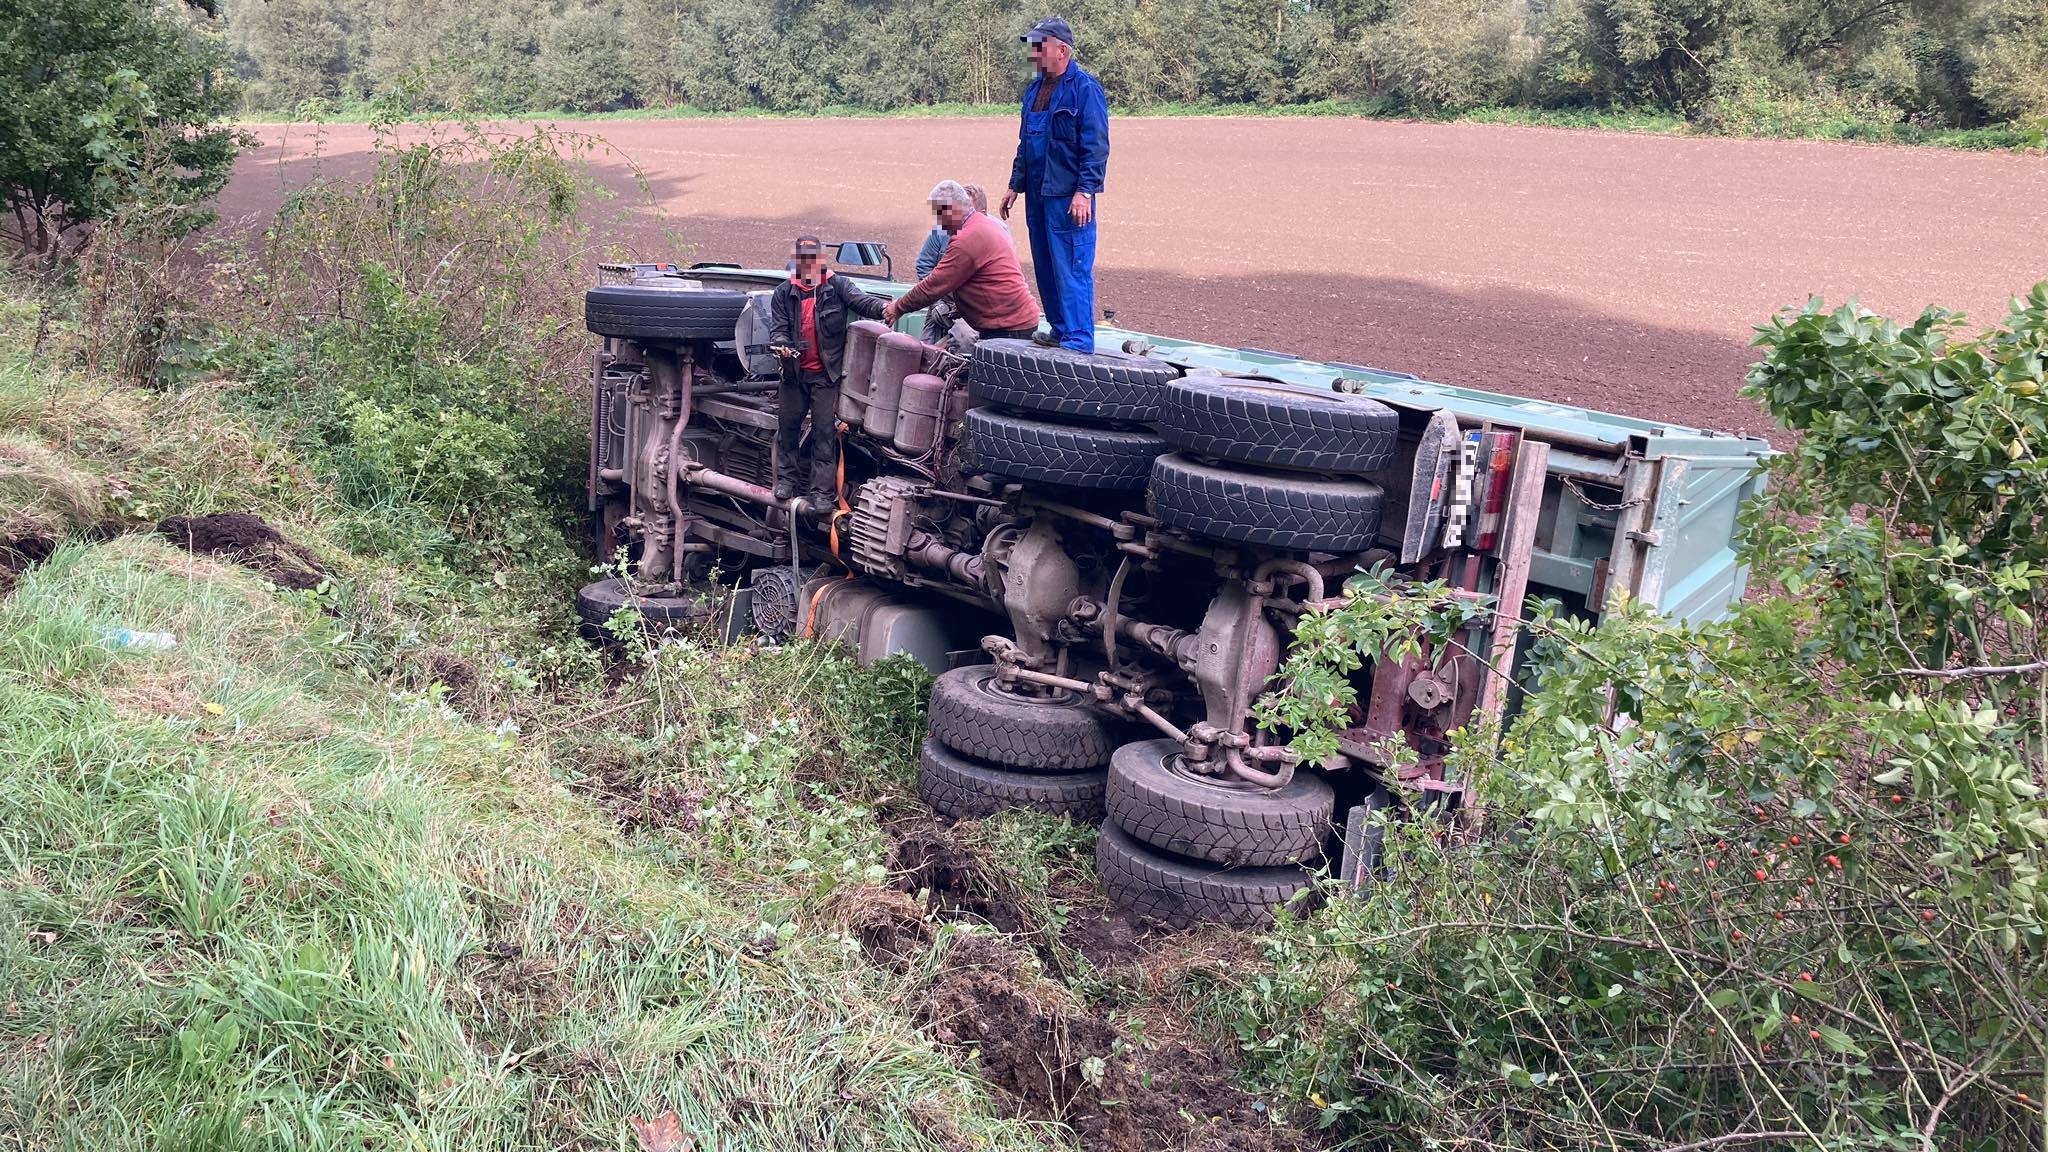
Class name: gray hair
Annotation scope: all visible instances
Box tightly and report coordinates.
[927,180,972,210]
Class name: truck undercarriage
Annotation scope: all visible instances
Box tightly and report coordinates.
[580,259,1768,927]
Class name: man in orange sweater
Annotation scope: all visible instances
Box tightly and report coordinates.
[882,180,1041,342]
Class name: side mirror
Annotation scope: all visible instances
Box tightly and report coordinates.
[831,241,893,279]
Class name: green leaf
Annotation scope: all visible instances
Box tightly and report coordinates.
[1707,988,1742,1010]
[1789,979,1832,1003]
[1815,1024,1866,1056]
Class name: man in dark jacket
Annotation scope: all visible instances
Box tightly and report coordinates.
[768,234,887,503]
[999,16,1109,354]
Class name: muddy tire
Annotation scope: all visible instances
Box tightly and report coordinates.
[918,739,1107,822]
[1105,739,1334,866]
[575,578,721,637]
[964,407,1167,490]
[1158,376,1399,474]
[585,284,749,342]
[1095,821,1312,929]
[1148,453,1385,551]
[968,338,1176,423]
[927,664,1117,772]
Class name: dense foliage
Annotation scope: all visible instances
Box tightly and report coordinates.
[0,0,240,254]
[217,0,2048,132]
[0,275,1015,1144]
[204,118,601,597]
[1222,286,2048,1149]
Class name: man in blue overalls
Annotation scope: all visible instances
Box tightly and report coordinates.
[999,17,1109,355]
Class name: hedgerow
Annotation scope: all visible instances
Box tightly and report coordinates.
[1221,285,2048,1150]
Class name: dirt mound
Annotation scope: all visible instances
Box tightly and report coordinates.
[158,512,327,591]
[885,816,1034,934]
[426,650,477,694]
[835,885,934,973]
[885,817,1312,1152]
[0,534,53,599]
[915,928,1308,1152]
[574,756,704,833]
[916,934,1115,1112]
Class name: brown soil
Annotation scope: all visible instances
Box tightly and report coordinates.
[221,118,2048,440]
[573,754,705,833]
[873,816,1313,1152]
[0,534,53,599]
[157,512,327,591]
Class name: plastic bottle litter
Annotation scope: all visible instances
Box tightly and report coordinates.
[103,629,178,650]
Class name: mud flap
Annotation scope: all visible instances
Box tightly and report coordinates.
[1402,409,1461,564]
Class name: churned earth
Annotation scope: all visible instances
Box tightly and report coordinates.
[219,116,2048,440]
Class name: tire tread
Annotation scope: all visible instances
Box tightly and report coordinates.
[918,740,1106,821]
[1148,453,1385,551]
[1094,822,1310,929]
[968,339,1175,422]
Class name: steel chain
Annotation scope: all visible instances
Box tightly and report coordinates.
[1562,476,1646,512]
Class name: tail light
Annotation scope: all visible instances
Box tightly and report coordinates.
[1473,430,1519,552]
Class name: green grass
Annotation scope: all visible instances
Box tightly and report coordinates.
[233,98,2046,151]
[0,284,1049,1150]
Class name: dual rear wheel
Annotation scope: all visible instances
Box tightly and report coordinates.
[917,664,1338,928]
[917,665,1116,823]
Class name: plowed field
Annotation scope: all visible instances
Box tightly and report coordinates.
[219,117,2048,438]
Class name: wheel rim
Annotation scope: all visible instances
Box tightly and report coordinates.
[970,668,1074,707]
[1160,747,1283,795]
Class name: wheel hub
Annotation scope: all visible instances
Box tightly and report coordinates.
[1164,750,1276,794]
[975,670,1070,706]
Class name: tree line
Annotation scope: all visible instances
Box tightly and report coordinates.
[221,0,2047,129]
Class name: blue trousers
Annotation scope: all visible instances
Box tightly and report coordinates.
[1025,191,1097,354]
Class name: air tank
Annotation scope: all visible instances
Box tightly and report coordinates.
[863,331,922,439]
[893,373,948,455]
[837,320,889,425]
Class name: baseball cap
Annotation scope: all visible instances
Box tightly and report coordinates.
[1022,16,1073,45]
[791,234,824,257]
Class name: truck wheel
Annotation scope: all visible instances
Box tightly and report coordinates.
[918,739,1107,822]
[575,578,720,637]
[1095,821,1313,929]
[965,407,1167,491]
[585,284,749,341]
[927,664,1117,772]
[1105,738,1334,866]
[1148,453,1385,551]
[969,338,1176,423]
[1158,376,1399,473]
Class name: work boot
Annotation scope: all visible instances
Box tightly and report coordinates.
[1030,329,1059,348]
[773,480,796,502]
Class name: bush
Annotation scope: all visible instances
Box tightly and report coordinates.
[1971,0,2048,121]
[540,8,631,112]
[1,0,240,256]
[1697,57,1906,136]
[210,115,604,588]
[1216,285,2048,1149]
[1368,0,1537,112]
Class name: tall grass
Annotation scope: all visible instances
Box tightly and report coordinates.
[0,262,1040,1149]
[0,539,1025,1149]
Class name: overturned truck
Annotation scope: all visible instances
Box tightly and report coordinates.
[581,255,1772,927]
